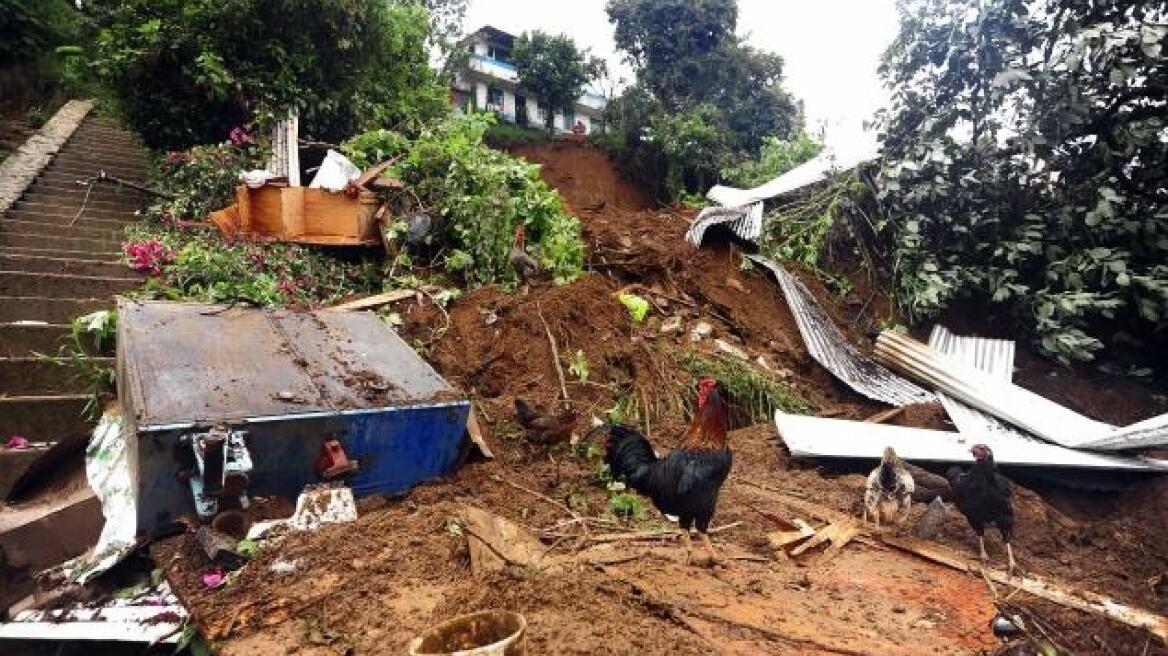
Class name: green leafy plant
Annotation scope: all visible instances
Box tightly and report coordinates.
[346,114,585,286]
[512,30,606,133]
[608,491,646,519]
[721,131,823,188]
[36,310,118,418]
[878,0,1168,365]
[568,350,590,383]
[83,0,448,149]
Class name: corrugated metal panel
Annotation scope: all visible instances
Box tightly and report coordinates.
[874,331,1124,449]
[926,326,1041,449]
[685,202,763,246]
[706,141,878,207]
[774,411,1168,471]
[748,255,935,406]
[0,582,185,643]
[1077,412,1168,451]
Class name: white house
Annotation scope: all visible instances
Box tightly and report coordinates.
[451,25,607,134]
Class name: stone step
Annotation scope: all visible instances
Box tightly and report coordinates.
[44,163,147,183]
[36,171,149,188]
[0,253,132,277]
[0,323,73,357]
[62,135,142,151]
[0,357,114,395]
[0,395,94,443]
[24,181,151,202]
[0,232,120,252]
[0,220,122,241]
[0,270,139,297]
[0,297,111,323]
[9,201,137,222]
[4,209,133,231]
[52,150,148,167]
[17,193,145,213]
[1,246,121,261]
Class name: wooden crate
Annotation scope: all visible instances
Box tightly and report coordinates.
[212,185,381,246]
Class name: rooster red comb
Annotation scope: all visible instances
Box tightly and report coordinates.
[696,378,719,407]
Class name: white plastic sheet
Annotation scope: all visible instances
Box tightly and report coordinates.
[309,149,360,191]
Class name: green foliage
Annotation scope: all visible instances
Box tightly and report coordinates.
[721,131,823,188]
[149,142,266,224]
[759,172,866,270]
[878,0,1168,364]
[124,224,383,307]
[600,0,802,200]
[568,350,590,383]
[84,0,448,149]
[512,31,605,132]
[346,114,585,286]
[677,351,812,422]
[0,0,76,66]
[483,121,550,149]
[36,310,118,418]
[607,491,646,518]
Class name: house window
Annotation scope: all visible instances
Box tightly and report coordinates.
[515,95,528,126]
[487,43,511,63]
[486,87,504,113]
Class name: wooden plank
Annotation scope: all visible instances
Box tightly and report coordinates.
[326,289,416,312]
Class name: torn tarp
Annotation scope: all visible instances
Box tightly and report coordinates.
[685,202,763,246]
[0,581,186,643]
[748,255,934,407]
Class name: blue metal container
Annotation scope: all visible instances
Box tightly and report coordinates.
[116,299,470,531]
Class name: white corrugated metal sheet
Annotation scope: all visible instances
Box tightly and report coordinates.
[685,202,763,246]
[706,142,877,208]
[749,256,935,406]
[0,582,186,643]
[774,411,1168,471]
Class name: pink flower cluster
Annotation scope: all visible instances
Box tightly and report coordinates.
[229,126,252,147]
[123,239,175,275]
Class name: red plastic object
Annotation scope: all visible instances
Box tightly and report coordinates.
[315,438,359,480]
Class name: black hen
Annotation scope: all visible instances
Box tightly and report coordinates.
[587,379,732,564]
[947,444,1016,572]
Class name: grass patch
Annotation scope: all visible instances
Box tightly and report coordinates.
[676,351,813,422]
[484,121,550,149]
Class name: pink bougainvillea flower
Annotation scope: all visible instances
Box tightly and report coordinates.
[228,126,252,147]
[122,239,175,275]
[5,436,29,449]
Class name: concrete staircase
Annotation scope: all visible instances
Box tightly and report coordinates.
[0,113,148,606]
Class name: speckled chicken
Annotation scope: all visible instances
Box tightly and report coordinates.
[509,224,541,284]
[862,446,915,527]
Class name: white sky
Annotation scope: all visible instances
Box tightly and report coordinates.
[463,0,900,152]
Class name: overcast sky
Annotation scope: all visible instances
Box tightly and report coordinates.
[463,0,900,152]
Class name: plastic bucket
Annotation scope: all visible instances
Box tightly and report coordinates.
[408,610,527,656]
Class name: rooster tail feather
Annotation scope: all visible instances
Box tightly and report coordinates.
[603,424,657,493]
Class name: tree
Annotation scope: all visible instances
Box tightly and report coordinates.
[878,0,1168,365]
[85,0,449,149]
[512,31,605,133]
[600,0,803,200]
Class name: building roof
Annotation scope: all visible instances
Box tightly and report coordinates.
[474,25,515,46]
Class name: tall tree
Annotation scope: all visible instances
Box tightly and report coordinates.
[878,0,1168,364]
[512,31,606,132]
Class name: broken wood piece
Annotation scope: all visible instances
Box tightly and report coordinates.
[863,406,904,424]
[326,289,415,312]
[464,409,494,459]
[352,157,399,190]
[195,526,246,570]
[767,519,816,551]
[463,506,547,574]
[881,534,1168,642]
[789,520,859,561]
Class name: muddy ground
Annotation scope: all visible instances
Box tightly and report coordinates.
[156,140,1168,655]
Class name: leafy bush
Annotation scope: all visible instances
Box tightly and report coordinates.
[878,0,1168,364]
[345,114,585,286]
[148,139,265,225]
[677,351,812,422]
[123,226,383,307]
[85,0,448,149]
[721,132,822,188]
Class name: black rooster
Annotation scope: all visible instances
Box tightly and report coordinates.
[947,444,1016,572]
[584,379,732,564]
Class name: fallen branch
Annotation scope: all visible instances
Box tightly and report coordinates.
[882,535,1168,643]
[535,301,569,402]
[583,522,742,545]
[494,475,589,542]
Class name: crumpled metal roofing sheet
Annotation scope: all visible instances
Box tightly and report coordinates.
[774,411,1168,471]
[749,255,935,406]
[927,325,1041,448]
[685,202,763,246]
[0,582,185,643]
[706,141,877,207]
[1075,412,1168,451]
